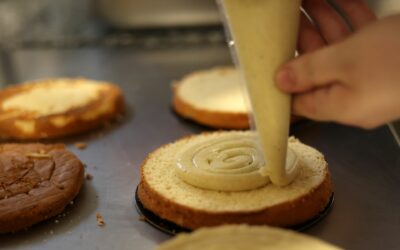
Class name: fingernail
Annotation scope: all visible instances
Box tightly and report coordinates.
[276,67,296,90]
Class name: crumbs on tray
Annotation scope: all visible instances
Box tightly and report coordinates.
[74,142,87,150]
[85,172,93,180]
[96,212,105,227]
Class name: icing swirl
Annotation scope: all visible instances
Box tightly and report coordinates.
[176,133,299,191]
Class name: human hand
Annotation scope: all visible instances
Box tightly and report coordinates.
[276,0,400,129]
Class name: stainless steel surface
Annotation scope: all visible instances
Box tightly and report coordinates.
[0,45,399,249]
[95,0,221,28]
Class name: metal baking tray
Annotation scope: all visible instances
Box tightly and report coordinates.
[0,44,399,250]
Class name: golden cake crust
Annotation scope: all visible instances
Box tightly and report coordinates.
[0,78,124,139]
[137,132,333,229]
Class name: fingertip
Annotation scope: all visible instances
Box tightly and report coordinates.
[276,66,297,92]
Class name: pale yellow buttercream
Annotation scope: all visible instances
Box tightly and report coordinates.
[176,133,298,191]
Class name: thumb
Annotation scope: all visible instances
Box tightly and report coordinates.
[276,44,346,93]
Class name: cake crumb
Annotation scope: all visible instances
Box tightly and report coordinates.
[138,215,146,221]
[96,212,105,227]
[74,142,87,150]
[85,172,93,180]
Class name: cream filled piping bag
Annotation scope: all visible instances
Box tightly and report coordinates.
[220,0,301,186]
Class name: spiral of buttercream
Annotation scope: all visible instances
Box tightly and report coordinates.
[176,133,269,191]
[176,133,299,191]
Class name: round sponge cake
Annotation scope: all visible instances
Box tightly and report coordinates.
[172,67,249,129]
[157,225,341,250]
[0,143,84,233]
[137,131,333,229]
[0,78,124,139]
[172,67,302,129]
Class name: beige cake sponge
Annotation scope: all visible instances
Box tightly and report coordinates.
[172,67,249,129]
[157,225,342,250]
[0,78,124,139]
[138,131,333,229]
[172,67,301,129]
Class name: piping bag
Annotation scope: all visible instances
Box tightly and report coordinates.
[219,0,301,186]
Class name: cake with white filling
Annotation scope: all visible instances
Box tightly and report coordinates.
[137,131,333,229]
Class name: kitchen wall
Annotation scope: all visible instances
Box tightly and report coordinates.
[0,0,399,47]
[0,0,99,45]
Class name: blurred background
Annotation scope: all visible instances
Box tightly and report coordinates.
[0,0,224,49]
[0,0,399,85]
[0,0,399,45]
